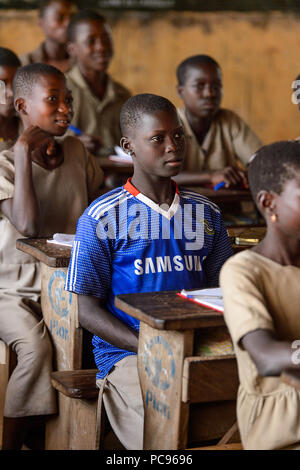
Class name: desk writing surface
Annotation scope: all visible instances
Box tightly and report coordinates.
[16,238,71,267]
[97,157,133,175]
[188,186,252,204]
[115,291,225,330]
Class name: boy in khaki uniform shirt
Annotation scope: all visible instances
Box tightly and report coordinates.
[0,63,103,449]
[65,10,131,158]
[220,141,300,450]
[20,0,77,73]
[175,55,261,188]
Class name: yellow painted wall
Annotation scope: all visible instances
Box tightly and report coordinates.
[1,9,300,144]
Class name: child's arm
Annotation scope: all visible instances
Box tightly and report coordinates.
[174,166,247,188]
[0,126,55,236]
[78,294,138,353]
[241,329,300,377]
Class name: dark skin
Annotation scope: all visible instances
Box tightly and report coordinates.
[39,0,77,73]
[175,62,247,188]
[78,109,186,353]
[67,19,114,154]
[0,65,20,142]
[240,171,300,376]
[0,72,73,450]
[0,73,73,237]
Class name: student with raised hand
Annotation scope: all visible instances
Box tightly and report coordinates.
[220,141,300,450]
[65,9,131,157]
[65,93,233,449]
[175,55,262,188]
[20,0,77,73]
[0,63,103,450]
[0,48,22,151]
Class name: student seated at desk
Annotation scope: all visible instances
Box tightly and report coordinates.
[20,0,77,73]
[0,63,103,450]
[220,141,300,450]
[65,93,233,450]
[65,9,131,157]
[175,54,262,187]
[0,48,22,151]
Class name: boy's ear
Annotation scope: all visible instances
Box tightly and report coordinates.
[120,137,134,157]
[257,190,276,218]
[14,97,27,116]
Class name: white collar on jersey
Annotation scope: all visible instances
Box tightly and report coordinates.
[124,178,180,221]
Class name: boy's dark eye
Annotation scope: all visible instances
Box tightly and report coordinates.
[174,130,184,140]
[151,135,163,143]
[47,96,57,102]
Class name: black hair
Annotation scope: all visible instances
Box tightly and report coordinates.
[67,9,106,42]
[248,141,300,205]
[176,54,221,86]
[13,63,65,100]
[0,47,21,68]
[120,93,177,136]
[39,0,77,18]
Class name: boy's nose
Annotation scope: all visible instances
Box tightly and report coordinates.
[165,136,177,152]
[202,84,215,97]
[58,100,72,113]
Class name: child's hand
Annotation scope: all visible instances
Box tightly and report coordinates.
[78,133,103,155]
[210,167,248,188]
[15,125,56,162]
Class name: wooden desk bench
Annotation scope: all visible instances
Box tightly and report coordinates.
[115,291,240,450]
[16,239,248,449]
[16,238,96,450]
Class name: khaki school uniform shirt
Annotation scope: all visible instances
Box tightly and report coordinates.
[0,135,103,295]
[220,250,300,450]
[177,107,262,172]
[66,65,131,156]
[20,42,74,72]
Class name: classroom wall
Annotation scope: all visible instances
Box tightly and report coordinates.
[1,9,300,144]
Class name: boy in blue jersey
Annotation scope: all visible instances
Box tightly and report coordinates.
[65,93,233,449]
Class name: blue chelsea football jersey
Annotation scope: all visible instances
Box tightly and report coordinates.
[65,179,233,378]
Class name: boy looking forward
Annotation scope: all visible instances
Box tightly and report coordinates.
[65,93,232,449]
[65,9,131,157]
[176,55,262,188]
[21,0,77,73]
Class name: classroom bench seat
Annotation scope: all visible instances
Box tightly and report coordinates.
[51,369,99,399]
[49,369,105,450]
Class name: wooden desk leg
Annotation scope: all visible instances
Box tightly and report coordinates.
[138,323,193,450]
[41,264,83,449]
[41,264,82,371]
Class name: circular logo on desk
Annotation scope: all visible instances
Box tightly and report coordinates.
[48,271,72,317]
[144,336,176,390]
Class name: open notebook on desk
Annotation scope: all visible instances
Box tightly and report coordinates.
[178,287,224,313]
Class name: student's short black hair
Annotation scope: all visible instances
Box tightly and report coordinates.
[248,141,300,204]
[120,93,177,136]
[176,54,221,86]
[67,9,106,42]
[39,0,77,18]
[0,47,21,68]
[13,63,65,100]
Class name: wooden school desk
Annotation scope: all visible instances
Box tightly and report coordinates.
[15,238,98,450]
[114,291,239,450]
[15,233,263,450]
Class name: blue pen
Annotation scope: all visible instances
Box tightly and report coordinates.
[68,124,82,136]
[213,181,226,191]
